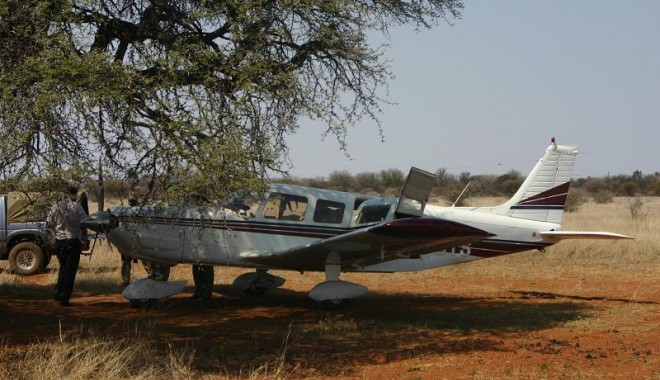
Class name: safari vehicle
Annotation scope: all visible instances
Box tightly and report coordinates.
[0,192,53,275]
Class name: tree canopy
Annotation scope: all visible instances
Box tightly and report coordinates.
[0,0,462,204]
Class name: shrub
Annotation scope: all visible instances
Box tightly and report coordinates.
[380,168,405,189]
[564,188,588,213]
[327,170,355,192]
[442,183,472,207]
[628,197,649,220]
[354,172,382,193]
[592,190,614,204]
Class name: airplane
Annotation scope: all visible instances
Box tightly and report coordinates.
[83,138,632,308]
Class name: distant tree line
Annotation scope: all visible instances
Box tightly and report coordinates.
[88,168,660,205]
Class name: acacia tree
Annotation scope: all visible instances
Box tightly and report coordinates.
[0,0,462,204]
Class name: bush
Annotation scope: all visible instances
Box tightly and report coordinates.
[327,170,355,192]
[564,188,588,213]
[495,170,524,197]
[442,183,472,207]
[627,197,649,220]
[592,190,614,204]
[354,172,382,193]
[618,181,638,196]
[380,168,405,189]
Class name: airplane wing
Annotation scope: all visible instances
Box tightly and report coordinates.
[240,217,494,271]
[541,231,633,241]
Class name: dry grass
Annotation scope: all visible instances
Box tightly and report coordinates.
[0,326,198,380]
[0,197,658,379]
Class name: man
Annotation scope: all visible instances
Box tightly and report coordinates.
[119,191,139,286]
[120,254,133,286]
[192,264,214,300]
[47,186,88,306]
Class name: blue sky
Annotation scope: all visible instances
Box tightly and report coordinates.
[286,1,659,179]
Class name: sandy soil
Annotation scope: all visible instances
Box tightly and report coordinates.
[1,259,658,379]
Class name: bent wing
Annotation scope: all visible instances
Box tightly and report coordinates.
[241,217,493,271]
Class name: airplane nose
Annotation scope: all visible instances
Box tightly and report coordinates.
[82,211,118,233]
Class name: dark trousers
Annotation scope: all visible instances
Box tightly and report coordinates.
[120,254,132,284]
[54,239,81,302]
[192,264,214,299]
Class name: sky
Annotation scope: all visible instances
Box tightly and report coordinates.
[285,1,660,179]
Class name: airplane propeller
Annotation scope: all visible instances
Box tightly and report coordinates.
[82,158,117,236]
[97,157,104,213]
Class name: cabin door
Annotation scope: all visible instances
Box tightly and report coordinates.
[395,167,436,218]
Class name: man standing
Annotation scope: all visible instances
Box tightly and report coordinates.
[47,186,88,306]
[192,264,214,300]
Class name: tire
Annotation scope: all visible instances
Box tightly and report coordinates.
[243,284,268,297]
[320,299,346,310]
[8,242,47,276]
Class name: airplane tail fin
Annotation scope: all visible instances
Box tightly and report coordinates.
[491,138,578,224]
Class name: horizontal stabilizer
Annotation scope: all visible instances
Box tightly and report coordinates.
[541,231,633,241]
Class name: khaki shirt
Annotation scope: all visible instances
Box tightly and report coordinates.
[47,198,87,240]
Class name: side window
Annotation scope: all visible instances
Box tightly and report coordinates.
[262,193,308,221]
[356,205,391,224]
[313,200,346,224]
[262,194,280,219]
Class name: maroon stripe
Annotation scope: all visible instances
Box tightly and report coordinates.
[370,218,492,240]
[518,182,571,206]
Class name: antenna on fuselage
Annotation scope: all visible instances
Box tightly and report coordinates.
[451,180,471,207]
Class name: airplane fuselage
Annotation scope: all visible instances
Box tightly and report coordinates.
[83,140,630,304]
[106,184,560,273]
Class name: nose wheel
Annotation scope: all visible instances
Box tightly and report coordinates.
[233,269,286,297]
[243,283,269,297]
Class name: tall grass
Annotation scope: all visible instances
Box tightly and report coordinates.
[548,197,660,263]
[0,326,197,380]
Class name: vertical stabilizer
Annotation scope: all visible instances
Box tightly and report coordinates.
[492,139,578,223]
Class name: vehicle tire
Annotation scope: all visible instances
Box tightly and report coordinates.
[8,242,47,276]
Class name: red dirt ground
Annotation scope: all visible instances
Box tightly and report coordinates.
[1,263,659,379]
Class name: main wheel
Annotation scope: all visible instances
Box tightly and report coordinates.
[243,283,268,297]
[8,242,47,276]
[320,299,346,310]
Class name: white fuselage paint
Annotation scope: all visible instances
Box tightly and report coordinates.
[356,205,560,272]
[105,142,579,274]
[107,191,561,273]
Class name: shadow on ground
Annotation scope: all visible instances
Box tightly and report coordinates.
[0,281,593,377]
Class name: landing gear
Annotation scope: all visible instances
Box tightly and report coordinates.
[142,261,170,281]
[320,298,346,310]
[243,283,268,297]
[123,262,182,307]
[232,268,286,297]
[309,252,367,308]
